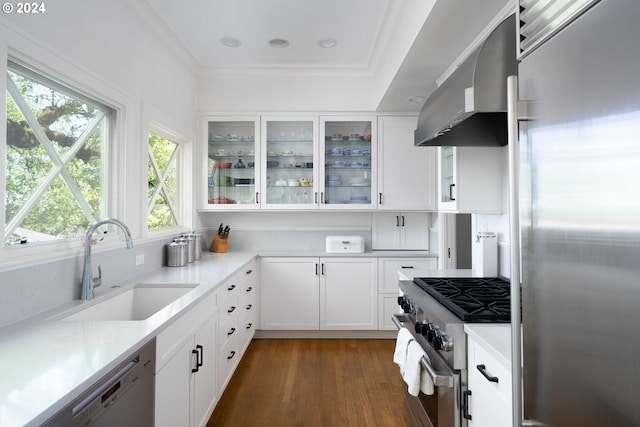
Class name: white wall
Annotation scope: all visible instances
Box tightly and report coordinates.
[0,0,198,325]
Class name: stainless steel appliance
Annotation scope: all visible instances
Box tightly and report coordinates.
[395,276,512,427]
[510,1,640,425]
[42,339,156,427]
[414,14,517,147]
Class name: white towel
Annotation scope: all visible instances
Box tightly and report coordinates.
[393,327,414,374]
[403,341,435,396]
[403,341,424,396]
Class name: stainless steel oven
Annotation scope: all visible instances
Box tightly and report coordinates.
[395,276,513,427]
[392,313,464,427]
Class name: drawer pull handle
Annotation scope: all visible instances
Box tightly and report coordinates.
[228,306,236,313]
[246,269,253,275]
[227,351,236,360]
[227,284,236,291]
[463,390,472,420]
[246,287,253,292]
[476,364,499,383]
[246,304,252,310]
[246,323,253,329]
[227,327,236,336]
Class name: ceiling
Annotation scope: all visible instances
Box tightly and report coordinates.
[144,0,512,112]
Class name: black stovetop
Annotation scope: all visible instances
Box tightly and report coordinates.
[413,277,513,322]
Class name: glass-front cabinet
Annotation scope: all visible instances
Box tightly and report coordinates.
[204,116,260,209]
[439,146,456,210]
[261,116,318,209]
[320,116,377,209]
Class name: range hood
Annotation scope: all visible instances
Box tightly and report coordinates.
[415,14,517,147]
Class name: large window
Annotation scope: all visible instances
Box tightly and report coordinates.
[148,131,181,230]
[5,61,112,246]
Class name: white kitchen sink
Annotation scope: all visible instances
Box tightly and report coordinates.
[57,283,199,321]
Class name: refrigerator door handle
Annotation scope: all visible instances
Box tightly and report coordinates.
[507,75,523,427]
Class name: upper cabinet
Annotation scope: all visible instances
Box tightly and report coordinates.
[377,116,436,211]
[201,114,440,212]
[203,116,261,210]
[261,116,319,209]
[319,116,377,210]
[438,146,505,213]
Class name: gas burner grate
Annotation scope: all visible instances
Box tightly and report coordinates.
[413,277,514,322]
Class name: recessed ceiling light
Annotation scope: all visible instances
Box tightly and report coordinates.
[268,38,290,48]
[408,96,426,103]
[220,37,242,48]
[317,38,338,48]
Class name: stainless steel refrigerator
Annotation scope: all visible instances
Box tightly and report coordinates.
[510,0,640,426]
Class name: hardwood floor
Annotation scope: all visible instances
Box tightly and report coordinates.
[207,339,414,427]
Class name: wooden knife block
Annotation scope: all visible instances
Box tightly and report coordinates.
[210,234,228,253]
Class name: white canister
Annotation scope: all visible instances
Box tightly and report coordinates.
[473,231,498,277]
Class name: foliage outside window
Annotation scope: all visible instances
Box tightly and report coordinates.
[148,131,181,230]
[4,61,111,246]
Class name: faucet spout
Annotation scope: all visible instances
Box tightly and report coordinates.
[81,218,133,300]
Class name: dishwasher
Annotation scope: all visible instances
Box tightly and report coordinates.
[42,338,156,427]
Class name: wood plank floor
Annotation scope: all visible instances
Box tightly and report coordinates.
[207,339,414,427]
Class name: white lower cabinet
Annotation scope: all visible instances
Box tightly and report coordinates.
[155,291,218,427]
[377,258,437,330]
[261,257,377,330]
[467,336,512,427]
[155,259,257,427]
[320,257,377,330]
[218,260,257,392]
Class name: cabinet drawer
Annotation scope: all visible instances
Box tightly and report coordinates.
[378,258,436,293]
[219,311,238,349]
[238,260,256,288]
[218,275,240,309]
[219,335,239,391]
[469,339,512,404]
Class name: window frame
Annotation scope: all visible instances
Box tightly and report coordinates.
[143,105,193,239]
[1,54,125,266]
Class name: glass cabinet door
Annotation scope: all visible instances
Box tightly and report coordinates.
[261,117,318,209]
[440,146,456,207]
[205,117,260,209]
[320,117,376,209]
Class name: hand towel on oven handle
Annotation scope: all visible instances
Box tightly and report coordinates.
[393,328,435,396]
[393,327,413,373]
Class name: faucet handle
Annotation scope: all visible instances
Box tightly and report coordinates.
[93,266,102,288]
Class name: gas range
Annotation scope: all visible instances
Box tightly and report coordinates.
[398,276,513,371]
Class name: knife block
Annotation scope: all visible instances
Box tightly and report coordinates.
[210,233,228,253]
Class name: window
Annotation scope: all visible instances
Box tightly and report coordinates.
[4,60,112,246]
[148,131,181,230]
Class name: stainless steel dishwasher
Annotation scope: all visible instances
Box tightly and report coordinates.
[42,338,156,427]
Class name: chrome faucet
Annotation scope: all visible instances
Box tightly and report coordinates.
[81,218,133,300]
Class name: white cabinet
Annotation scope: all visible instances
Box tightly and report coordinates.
[261,257,319,330]
[377,258,437,330]
[438,146,505,213]
[467,335,512,427]
[319,257,377,330]
[261,257,378,330]
[372,211,430,250]
[155,291,218,427]
[202,116,261,209]
[260,116,318,209]
[377,116,436,210]
[217,260,257,392]
[319,116,377,209]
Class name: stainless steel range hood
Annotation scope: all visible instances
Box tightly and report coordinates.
[415,14,517,147]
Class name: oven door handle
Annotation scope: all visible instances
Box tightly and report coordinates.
[392,314,455,388]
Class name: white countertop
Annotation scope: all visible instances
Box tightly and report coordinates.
[0,251,256,427]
